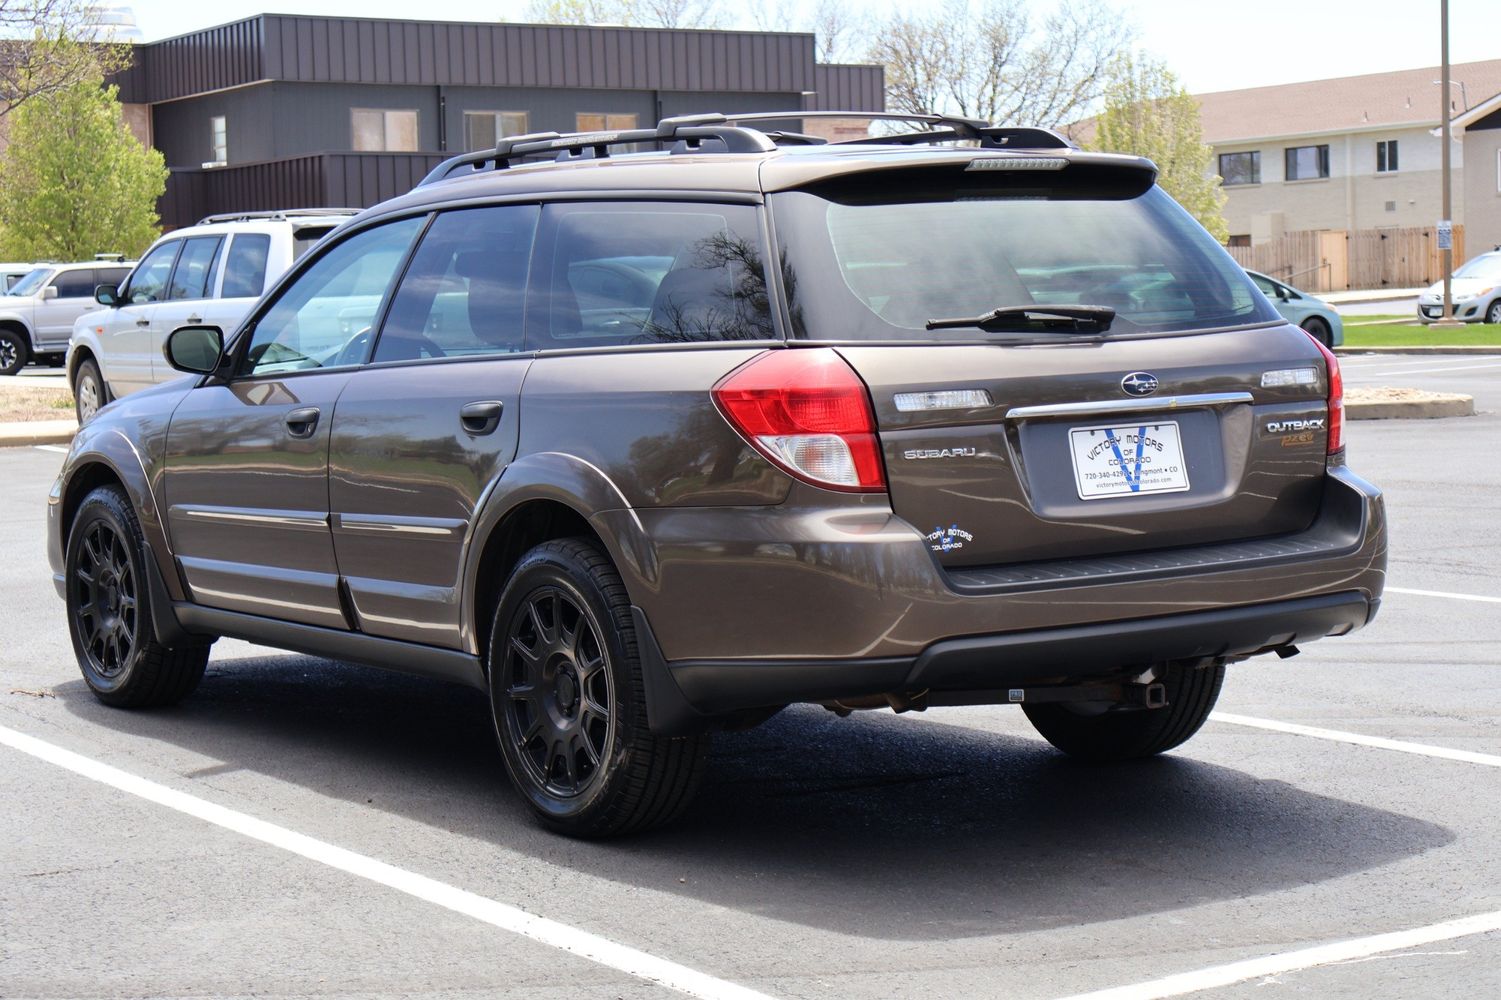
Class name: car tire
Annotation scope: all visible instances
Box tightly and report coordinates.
[1022,661,1225,761]
[489,537,708,838]
[1486,300,1501,325]
[1300,316,1333,347]
[74,359,107,424]
[65,485,210,708]
[0,328,28,377]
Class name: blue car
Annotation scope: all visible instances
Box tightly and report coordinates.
[1246,270,1343,347]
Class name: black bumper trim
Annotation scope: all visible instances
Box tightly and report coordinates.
[637,592,1373,735]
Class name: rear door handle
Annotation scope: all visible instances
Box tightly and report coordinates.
[186,314,202,324]
[459,400,504,435]
[285,406,320,438]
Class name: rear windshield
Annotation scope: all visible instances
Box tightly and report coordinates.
[770,177,1276,340]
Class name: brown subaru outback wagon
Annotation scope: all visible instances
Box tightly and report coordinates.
[48,112,1386,837]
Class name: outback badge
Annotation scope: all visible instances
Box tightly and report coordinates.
[1121,372,1159,397]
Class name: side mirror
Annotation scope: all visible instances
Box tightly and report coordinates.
[164,325,224,375]
[95,284,119,306]
[41,285,58,300]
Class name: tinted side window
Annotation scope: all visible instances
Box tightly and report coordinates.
[50,270,97,298]
[96,267,130,289]
[221,233,272,298]
[240,218,423,377]
[373,205,539,363]
[531,202,776,350]
[167,236,225,300]
[123,241,181,304]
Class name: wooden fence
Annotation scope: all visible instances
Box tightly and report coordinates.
[1226,225,1464,292]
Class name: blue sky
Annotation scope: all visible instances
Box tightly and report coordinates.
[126,0,1497,96]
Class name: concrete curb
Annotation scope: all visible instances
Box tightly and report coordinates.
[0,420,77,447]
[1346,392,1474,420]
[1337,346,1500,355]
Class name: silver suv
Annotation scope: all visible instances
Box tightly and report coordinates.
[0,260,134,376]
[67,209,356,421]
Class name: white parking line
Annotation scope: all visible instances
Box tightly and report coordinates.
[1211,713,1501,768]
[1347,361,1501,378]
[32,444,68,454]
[1339,354,1501,365]
[1387,585,1501,605]
[1052,909,1501,1000]
[0,723,777,1000]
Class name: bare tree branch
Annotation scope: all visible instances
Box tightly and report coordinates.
[869,0,1132,128]
[0,0,132,121]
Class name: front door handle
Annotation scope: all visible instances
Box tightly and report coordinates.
[285,406,320,438]
[135,318,151,327]
[459,400,504,435]
[186,314,202,324]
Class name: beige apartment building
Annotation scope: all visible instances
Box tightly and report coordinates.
[1198,59,1501,250]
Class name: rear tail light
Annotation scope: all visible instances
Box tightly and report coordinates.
[1307,333,1344,456]
[712,348,886,493]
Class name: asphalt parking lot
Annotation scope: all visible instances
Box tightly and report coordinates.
[2,354,1498,1000]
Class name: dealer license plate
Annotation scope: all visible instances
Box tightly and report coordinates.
[1068,422,1190,500]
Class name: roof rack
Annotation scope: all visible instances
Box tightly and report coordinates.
[194,208,362,225]
[418,111,1077,187]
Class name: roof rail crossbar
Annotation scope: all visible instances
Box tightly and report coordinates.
[420,121,778,185]
[416,111,1073,188]
[194,208,361,225]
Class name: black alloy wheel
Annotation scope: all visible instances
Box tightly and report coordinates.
[72,518,138,679]
[500,586,615,800]
[488,538,708,837]
[65,486,210,707]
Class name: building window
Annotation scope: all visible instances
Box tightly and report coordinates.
[352,109,419,152]
[464,111,529,152]
[1227,234,1251,248]
[575,113,638,133]
[1376,140,1399,173]
[210,115,227,164]
[1218,151,1260,186]
[1284,144,1330,181]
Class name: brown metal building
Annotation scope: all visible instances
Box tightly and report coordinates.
[106,15,885,229]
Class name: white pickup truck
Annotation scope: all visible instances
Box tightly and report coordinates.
[67,209,357,421]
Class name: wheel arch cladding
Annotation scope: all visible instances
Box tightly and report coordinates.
[471,497,608,671]
[465,451,664,658]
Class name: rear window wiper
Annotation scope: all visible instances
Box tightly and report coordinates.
[925,304,1115,333]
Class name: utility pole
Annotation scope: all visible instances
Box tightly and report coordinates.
[1434,0,1461,328]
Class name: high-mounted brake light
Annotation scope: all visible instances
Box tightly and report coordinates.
[712,349,886,493]
[1306,333,1344,456]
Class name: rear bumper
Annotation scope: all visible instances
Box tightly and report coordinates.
[618,464,1386,734]
[636,591,1375,733]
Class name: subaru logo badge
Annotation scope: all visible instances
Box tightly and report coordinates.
[1121,372,1159,397]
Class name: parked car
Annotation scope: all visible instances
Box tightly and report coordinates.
[67,209,358,421]
[48,112,1385,838]
[0,260,134,376]
[1,263,42,293]
[1416,250,1501,324]
[1245,270,1343,347]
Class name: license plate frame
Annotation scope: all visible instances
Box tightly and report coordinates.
[1068,421,1191,500]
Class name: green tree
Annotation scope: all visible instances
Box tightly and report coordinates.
[1087,56,1228,243]
[0,72,166,260]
